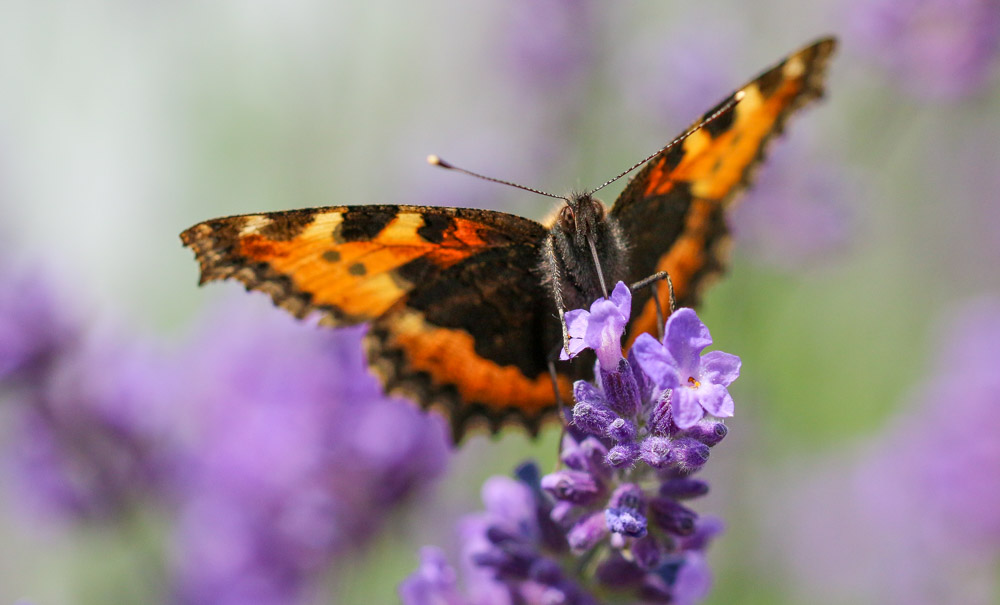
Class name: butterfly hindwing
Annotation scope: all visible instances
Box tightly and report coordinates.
[181,205,573,440]
[365,240,574,438]
[612,37,837,344]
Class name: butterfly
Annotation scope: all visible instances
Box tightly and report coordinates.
[181,37,836,443]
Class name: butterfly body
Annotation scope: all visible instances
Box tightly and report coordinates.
[542,193,629,317]
[181,37,837,442]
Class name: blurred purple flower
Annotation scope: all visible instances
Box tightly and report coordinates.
[399,547,466,605]
[401,467,594,605]
[501,0,597,94]
[405,283,735,604]
[493,0,603,182]
[774,298,1000,604]
[1,265,168,521]
[849,0,1000,100]
[875,299,1000,548]
[1,268,452,602]
[0,266,77,384]
[616,23,743,135]
[167,300,451,604]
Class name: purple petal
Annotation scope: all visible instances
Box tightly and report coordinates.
[698,383,734,418]
[560,309,590,360]
[631,333,679,390]
[672,552,712,605]
[664,309,712,373]
[584,298,627,368]
[540,470,602,505]
[565,308,588,336]
[481,477,536,530]
[567,512,608,552]
[399,547,467,605]
[671,388,705,429]
[700,351,741,387]
[609,281,632,320]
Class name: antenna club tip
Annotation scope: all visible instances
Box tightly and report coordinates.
[427,154,452,168]
[734,90,746,102]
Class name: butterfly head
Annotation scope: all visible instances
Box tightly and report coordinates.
[557,192,607,249]
[545,192,627,304]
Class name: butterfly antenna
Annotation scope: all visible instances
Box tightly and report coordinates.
[427,155,565,200]
[587,90,746,196]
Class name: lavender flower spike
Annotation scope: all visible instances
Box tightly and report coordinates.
[632,308,741,429]
[407,282,738,604]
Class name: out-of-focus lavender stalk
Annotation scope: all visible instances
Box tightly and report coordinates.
[849,0,1000,100]
[774,298,1000,605]
[0,267,451,603]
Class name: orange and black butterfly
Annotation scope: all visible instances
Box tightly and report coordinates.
[181,38,836,442]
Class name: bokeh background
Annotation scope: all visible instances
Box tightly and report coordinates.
[2,0,999,604]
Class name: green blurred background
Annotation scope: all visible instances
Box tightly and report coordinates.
[1,0,998,603]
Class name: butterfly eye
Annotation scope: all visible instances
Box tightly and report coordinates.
[558,205,576,229]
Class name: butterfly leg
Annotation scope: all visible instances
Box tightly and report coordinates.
[541,236,574,356]
[547,354,570,469]
[558,308,571,356]
[630,271,675,341]
[546,351,569,421]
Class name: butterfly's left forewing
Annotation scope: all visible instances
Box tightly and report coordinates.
[612,37,837,345]
[181,205,572,441]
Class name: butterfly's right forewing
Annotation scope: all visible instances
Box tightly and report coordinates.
[612,37,837,344]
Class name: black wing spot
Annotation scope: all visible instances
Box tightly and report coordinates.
[322,249,341,263]
[662,143,686,173]
[259,210,316,241]
[334,207,398,243]
[755,60,787,98]
[417,214,455,244]
[348,262,367,276]
[701,94,738,138]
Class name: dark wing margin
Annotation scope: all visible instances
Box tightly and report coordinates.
[611,37,837,344]
[181,204,572,441]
